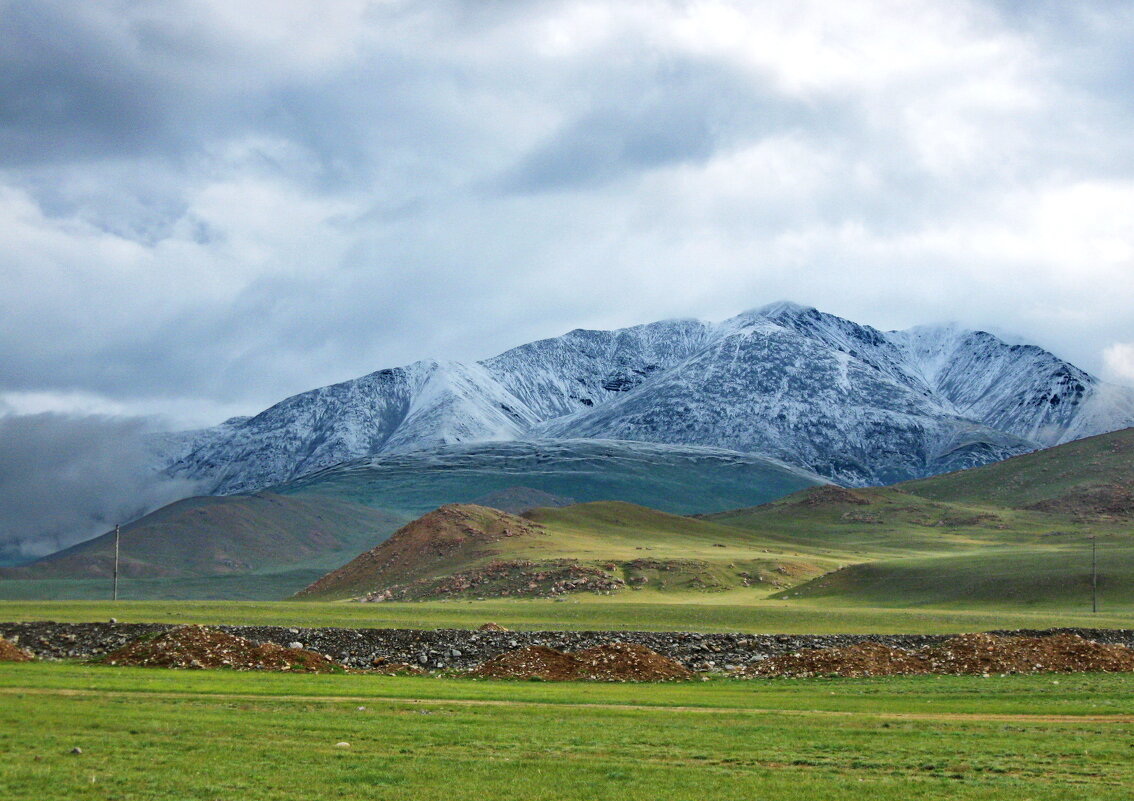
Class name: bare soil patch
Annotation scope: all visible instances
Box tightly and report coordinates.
[572,642,694,681]
[0,637,33,662]
[103,625,344,673]
[744,641,932,678]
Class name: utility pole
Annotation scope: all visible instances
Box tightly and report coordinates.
[1091,534,1098,614]
[113,524,120,602]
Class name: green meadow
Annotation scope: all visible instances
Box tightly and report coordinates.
[1,597,1130,633]
[2,662,1132,801]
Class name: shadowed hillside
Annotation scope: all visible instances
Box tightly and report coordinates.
[0,493,407,581]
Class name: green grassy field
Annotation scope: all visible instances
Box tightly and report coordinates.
[2,662,1133,800]
[777,543,1134,611]
[2,598,1131,633]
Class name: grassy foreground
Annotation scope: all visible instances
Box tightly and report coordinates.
[1,662,1132,800]
[1,598,1131,633]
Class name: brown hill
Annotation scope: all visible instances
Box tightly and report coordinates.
[295,504,547,600]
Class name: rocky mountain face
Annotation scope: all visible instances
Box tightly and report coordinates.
[158,302,1134,490]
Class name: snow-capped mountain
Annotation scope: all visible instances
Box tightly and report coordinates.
[159,302,1134,491]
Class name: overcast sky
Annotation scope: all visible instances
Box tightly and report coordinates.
[2,0,1133,430]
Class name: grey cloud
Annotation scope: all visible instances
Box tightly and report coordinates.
[496,61,813,193]
[0,413,200,563]
[0,2,196,165]
[0,0,1131,431]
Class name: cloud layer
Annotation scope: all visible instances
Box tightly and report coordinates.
[0,413,199,562]
[1,0,1132,431]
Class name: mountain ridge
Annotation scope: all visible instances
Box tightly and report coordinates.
[156,303,1134,491]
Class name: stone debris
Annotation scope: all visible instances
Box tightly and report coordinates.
[102,625,344,673]
[470,642,692,682]
[368,658,426,676]
[8,621,1134,675]
[0,636,33,662]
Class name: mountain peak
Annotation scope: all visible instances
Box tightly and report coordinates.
[752,300,816,319]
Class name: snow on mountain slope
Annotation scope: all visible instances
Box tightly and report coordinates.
[532,314,1032,485]
[167,360,540,494]
[757,303,1134,448]
[161,303,1134,493]
[481,319,716,420]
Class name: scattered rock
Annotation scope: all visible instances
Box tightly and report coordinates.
[471,642,692,682]
[359,558,626,601]
[8,621,1134,676]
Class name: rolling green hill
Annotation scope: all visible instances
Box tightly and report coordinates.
[297,501,840,601]
[300,430,1134,614]
[0,494,408,599]
[774,543,1134,611]
[899,426,1134,507]
[708,430,1134,614]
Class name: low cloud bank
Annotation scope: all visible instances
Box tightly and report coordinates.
[0,413,199,564]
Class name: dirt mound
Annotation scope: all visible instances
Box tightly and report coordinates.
[478,622,509,632]
[471,642,693,682]
[925,633,1134,675]
[744,642,931,678]
[470,645,583,680]
[743,633,1134,678]
[572,642,694,681]
[104,625,344,673]
[0,637,33,662]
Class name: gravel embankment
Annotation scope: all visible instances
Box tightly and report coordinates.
[4,622,1134,671]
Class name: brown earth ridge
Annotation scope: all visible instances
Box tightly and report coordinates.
[6,622,1134,673]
